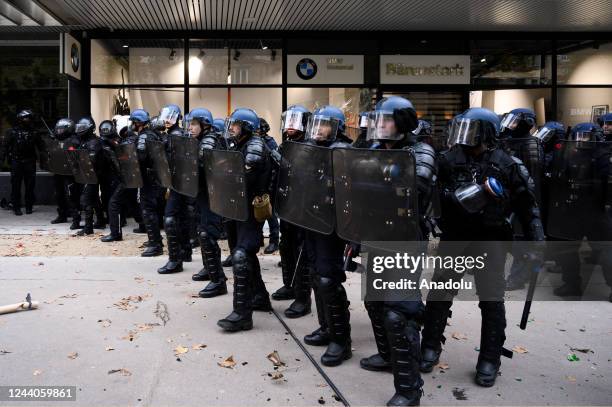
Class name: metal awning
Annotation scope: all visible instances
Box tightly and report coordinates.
[1,0,611,32]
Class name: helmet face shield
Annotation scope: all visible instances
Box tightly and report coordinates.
[75,122,91,135]
[159,106,180,127]
[281,110,305,133]
[305,115,339,142]
[359,113,369,129]
[500,113,521,131]
[447,118,483,147]
[533,127,555,143]
[366,111,401,141]
[574,131,594,142]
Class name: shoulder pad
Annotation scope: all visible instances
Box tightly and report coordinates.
[169,129,184,138]
[409,142,437,181]
[244,136,267,167]
[200,134,218,150]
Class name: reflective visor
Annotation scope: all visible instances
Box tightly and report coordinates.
[159,107,179,125]
[75,123,90,134]
[305,116,339,142]
[366,112,401,141]
[281,110,305,132]
[500,113,521,130]
[574,131,594,142]
[533,127,555,143]
[447,118,482,147]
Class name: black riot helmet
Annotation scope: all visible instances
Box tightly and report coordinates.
[258,118,270,136]
[54,118,75,140]
[447,108,500,148]
[412,119,433,143]
[16,109,34,128]
[75,117,96,138]
[500,108,537,138]
[99,120,117,139]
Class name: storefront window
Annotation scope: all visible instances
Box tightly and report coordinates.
[471,40,552,86]
[91,39,185,85]
[470,88,552,124]
[557,88,612,127]
[557,41,612,85]
[189,88,229,119]
[231,88,282,142]
[288,87,375,139]
[230,48,282,85]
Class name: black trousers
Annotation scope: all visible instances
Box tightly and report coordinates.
[10,159,36,210]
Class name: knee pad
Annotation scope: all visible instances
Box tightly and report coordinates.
[316,275,338,295]
[164,216,177,230]
[384,309,406,333]
[232,248,248,266]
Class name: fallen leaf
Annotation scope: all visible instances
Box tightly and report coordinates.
[267,351,285,367]
[134,276,144,283]
[108,368,132,376]
[270,372,284,380]
[192,344,207,350]
[105,347,115,351]
[121,331,138,341]
[98,319,112,328]
[513,345,528,354]
[59,293,78,299]
[174,346,189,356]
[67,352,79,359]
[33,370,42,376]
[437,363,449,370]
[135,323,160,332]
[218,355,236,369]
[451,332,467,340]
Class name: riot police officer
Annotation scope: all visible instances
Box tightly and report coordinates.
[257,118,280,254]
[300,106,353,366]
[549,123,612,301]
[600,112,612,141]
[185,108,228,298]
[2,110,43,215]
[419,108,545,387]
[126,109,165,256]
[158,104,197,273]
[217,108,273,331]
[98,120,121,231]
[50,118,81,226]
[275,105,313,318]
[356,97,435,406]
[73,117,103,236]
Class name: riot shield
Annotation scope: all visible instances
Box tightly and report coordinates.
[276,141,335,235]
[115,143,143,189]
[332,148,419,248]
[546,140,612,240]
[147,140,172,188]
[169,136,199,198]
[501,137,543,203]
[40,134,72,176]
[202,149,249,222]
[67,149,98,184]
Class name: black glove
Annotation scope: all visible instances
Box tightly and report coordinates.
[393,107,419,134]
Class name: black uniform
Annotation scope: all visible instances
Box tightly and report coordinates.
[420,144,544,385]
[102,132,130,240]
[302,136,353,367]
[51,131,82,226]
[2,122,43,214]
[158,127,196,273]
[192,129,228,298]
[217,135,274,331]
[76,133,104,235]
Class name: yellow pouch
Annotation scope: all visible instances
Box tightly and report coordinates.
[252,194,272,223]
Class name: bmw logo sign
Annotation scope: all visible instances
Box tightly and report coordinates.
[70,43,80,72]
[296,58,317,80]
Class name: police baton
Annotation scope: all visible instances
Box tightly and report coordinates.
[520,264,541,330]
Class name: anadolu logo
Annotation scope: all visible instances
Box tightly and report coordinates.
[296,58,317,80]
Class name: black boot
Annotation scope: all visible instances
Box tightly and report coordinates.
[51,209,68,224]
[385,311,423,406]
[475,302,509,387]
[284,262,312,318]
[272,255,295,300]
[192,268,210,281]
[221,254,233,267]
[553,282,583,297]
[264,240,279,254]
[14,207,23,216]
[319,279,351,367]
[141,212,163,257]
[133,223,146,233]
[69,214,82,230]
[304,284,330,346]
[197,230,228,298]
[360,301,392,372]
[218,249,253,331]
[101,233,122,242]
[158,217,183,274]
[182,247,193,262]
[76,207,94,236]
[251,258,272,311]
[419,301,452,373]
